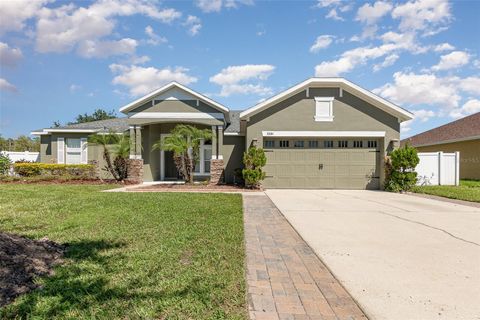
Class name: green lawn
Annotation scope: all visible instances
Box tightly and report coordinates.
[412,179,480,203]
[0,184,246,319]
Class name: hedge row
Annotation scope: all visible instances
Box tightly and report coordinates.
[13,163,96,178]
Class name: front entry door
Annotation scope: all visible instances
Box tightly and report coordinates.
[164,151,178,179]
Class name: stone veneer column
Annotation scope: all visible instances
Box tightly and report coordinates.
[209,159,224,185]
[126,159,144,184]
[209,126,224,185]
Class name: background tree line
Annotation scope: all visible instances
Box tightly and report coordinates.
[1,109,117,152]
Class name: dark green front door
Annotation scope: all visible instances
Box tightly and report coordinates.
[164,151,178,179]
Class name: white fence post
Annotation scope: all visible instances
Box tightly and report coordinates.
[455,151,460,186]
[438,151,444,185]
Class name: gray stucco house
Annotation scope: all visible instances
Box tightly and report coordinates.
[32,78,413,189]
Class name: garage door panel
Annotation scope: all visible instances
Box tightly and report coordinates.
[263,143,380,189]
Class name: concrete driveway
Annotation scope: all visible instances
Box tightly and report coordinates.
[265,190,480,320]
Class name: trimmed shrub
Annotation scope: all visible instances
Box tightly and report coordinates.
[0,154,12,175]
[385,144,420,192]
[242,146,267,189]
[13,163,95,178]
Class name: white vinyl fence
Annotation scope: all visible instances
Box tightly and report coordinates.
[0,151,40,163]
[416,152,460,186]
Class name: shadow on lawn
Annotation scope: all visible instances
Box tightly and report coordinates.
[1,239,130,318]
[2,239,226,319]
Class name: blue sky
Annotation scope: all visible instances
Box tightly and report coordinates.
[1,0,479,138]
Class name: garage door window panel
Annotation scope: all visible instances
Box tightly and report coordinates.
[308,140,319,148]
[279,140,290,148]
[353,140,363,148]
[324,140,334,148]
[264,140,275,148]
[294,140,304,148]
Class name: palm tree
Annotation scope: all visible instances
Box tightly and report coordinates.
[88,132,130,181]
[153,125,212,183]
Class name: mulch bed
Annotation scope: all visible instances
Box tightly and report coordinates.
[128,183,262,192]
[0,233,65,307]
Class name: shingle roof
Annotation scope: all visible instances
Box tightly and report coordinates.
[225,111,241,133]
[402,112,480,147]
[51,118,129,132]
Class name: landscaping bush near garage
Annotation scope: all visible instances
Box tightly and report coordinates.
[412,179,480,203]
[12,163,95,179]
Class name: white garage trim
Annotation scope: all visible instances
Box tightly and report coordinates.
[262,131,386,137]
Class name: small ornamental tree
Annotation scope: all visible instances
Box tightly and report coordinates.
[385,144,420,192]
[242,146,267,189]
[0,153,12,175]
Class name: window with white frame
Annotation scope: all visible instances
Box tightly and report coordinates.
[367,140,377,148]
[308,140,319,148]
[314,97,334,122]
[279,140,289,148]
[194,139,212,174]
[66,138,82,164]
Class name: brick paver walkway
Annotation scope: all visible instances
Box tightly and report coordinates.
[243,193,367,320]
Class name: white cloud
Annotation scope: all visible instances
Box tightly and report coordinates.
[356,1,392,25]
[183,15,202,36]
[310,35,334,53]
[413,109,436,122]
[455,76,480,95]
[195,0,253,13]
[315,29,430,76]
[434,42,455,52]
[373,72,462,108]
[0,78,17,92]
[431,51,470,71]
[474,60,480,69]
[0,42,23,67]
[326,9,344,21]
[392,0,451,33]
[35,0,181,56]
[69,84,81,93]
[373,54,399,72]
[315,0,342,8]
[316,0,351,21]
[210,64,275,97]
[449,99,480,118]
[0,0,48,35]
[130,55,151,64]
[110,64,197,96]
[77,38,137,58]
[145,25,167,45]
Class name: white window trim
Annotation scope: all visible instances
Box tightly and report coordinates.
[57,137,65,164]
[314,97,334,122]
[65,138,82,164]
[196,139,212,175]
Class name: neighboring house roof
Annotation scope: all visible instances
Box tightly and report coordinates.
[119,81,230,116]
[402,112,480,147]
[224,111,241,134]
[31,118,129,135]
[239,77,413,122]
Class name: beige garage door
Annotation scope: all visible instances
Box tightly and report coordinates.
[263,139,380,189]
